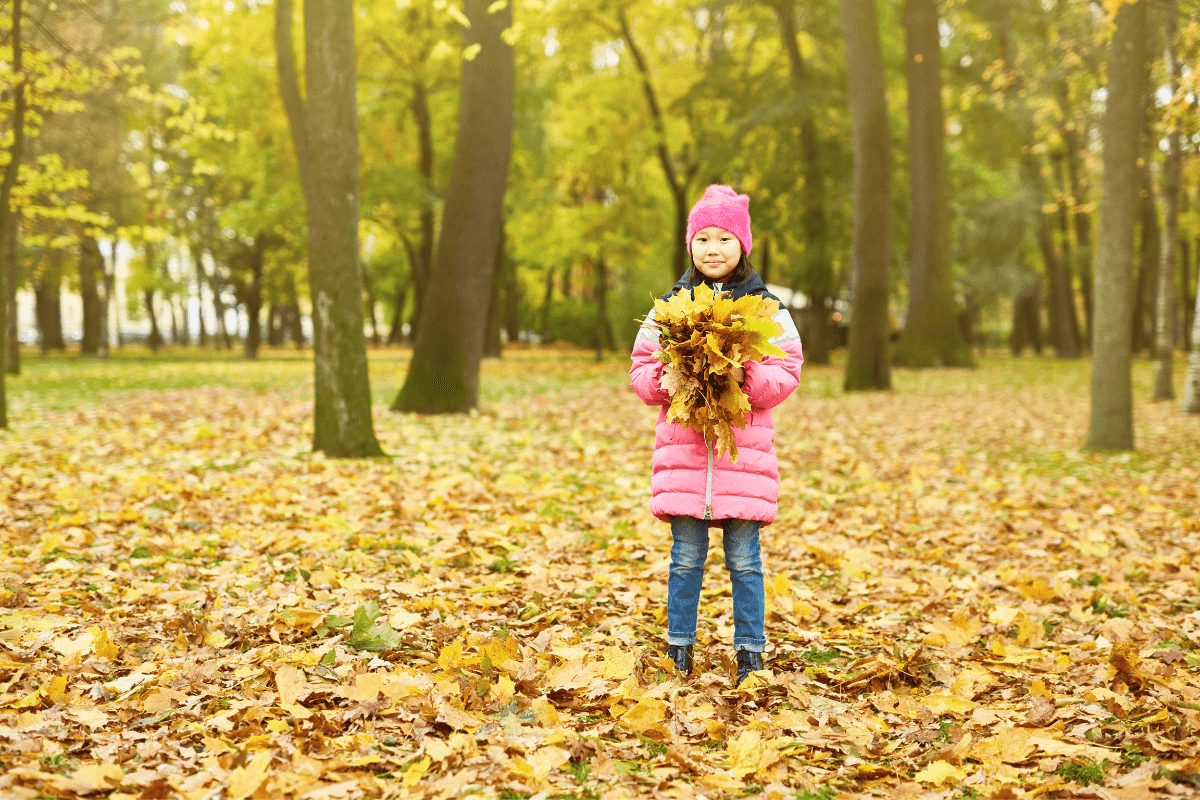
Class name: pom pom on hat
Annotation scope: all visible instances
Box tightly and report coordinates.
[686,184,753,255]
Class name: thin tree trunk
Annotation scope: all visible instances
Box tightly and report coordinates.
[1011,282,1043,356]
[895,0,971,368]
[244,235,264,359]
[0,0,25,424]
[268,303,282,346]
[143,289,162,352]
[387,284,407,344]
[776,0,833,364]
[1185,247,1200,411]
[1153,0,1181,400]
[191,242,208,346]
[840,0,892,391]
[619,8,695,281]
[484,222,505,359]
[362,261,380,346]
[277,0,382,454]
[1025,152,1081,358]
[504,252,520,344]
[393,0,514,413]
[759,236,771,285]
[1133,165,1160,356]
[79,238,104,355]
[1087,0,1147,450]
[540,267,554,343]
[36,250,65,354]
[412,78,435,337]
[5,217,19,375]
[595,253,615,360]
[1182,233,1193,353]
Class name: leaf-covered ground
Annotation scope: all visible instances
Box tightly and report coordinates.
[2,349,1200,800]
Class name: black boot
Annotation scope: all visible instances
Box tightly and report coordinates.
[667,644,694,676]
[736,650,763,686]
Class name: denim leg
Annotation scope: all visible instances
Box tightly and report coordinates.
[723,519,766,652]
[667,516,710,647]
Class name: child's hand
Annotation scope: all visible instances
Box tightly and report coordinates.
[732,365,746,386]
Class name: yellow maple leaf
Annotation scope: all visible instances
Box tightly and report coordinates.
[227,750,273,800]
[913,759,966,785]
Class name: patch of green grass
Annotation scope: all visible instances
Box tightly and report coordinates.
[1055,759,1107,786]
[563,758,590,784]
[1090,596,1130,618]
[799,647,841,663]
[793,788,838,800]
[1121,745,1149,768]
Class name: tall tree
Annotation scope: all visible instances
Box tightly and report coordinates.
[775,0,834,365]
[393,0,515,413]
[1153,0,1182,401]
[618,8,698,281]
[1086,0,1147,450]
[0,0,27,426]
[894,0,971,368]
[840,0,892,391]
[276,0,383,456]
[1186,260,1200,413]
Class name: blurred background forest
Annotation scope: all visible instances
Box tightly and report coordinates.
[0,0,1198,408]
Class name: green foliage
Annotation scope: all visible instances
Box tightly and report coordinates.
[1055,760,1107,786]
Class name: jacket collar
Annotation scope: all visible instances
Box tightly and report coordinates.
[659,269,778,303]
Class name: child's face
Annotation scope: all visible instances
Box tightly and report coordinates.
[690,226,742,282]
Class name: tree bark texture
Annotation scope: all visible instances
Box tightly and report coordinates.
[1086,0,1146,450]
[840,0,893,391]
[393,0,514,413]
[79,238,104,356]
[277,0,383,455]
[1182,234,1193,352]
[894,0,971,369]
[144,289,163,352]
[776,0,833,365]
[594,254,615,359]
[504,255,520,344]
[1153,0,1181,401]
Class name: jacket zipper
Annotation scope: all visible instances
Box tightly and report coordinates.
[703,444,714,520]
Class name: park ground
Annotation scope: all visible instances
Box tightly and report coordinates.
[1,347,1199,800]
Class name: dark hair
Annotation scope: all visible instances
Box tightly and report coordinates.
[684,252,755,287]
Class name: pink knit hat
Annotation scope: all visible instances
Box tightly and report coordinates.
[686,184,753,256]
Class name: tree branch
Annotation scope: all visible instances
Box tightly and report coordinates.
[274,0,309,187]
[617,7,682,196]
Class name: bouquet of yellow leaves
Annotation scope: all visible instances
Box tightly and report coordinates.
[648,283,786,462]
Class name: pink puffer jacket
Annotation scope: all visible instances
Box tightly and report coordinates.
[629,281,803,526]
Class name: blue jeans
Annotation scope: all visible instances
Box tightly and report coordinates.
[667,516,766,652]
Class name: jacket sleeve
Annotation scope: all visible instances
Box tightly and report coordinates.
[742,309,803,410]
[630,312,669,406]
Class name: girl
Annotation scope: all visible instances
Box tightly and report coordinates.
[629,184,804,687]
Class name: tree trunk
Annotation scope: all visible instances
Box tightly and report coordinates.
[277,0,382,455]
[244,235,265,359]
[484,223,505,359]
[36,250,65,354]
[79,238,104,355]
[362,262,380,346]
[595,253,615,360]
[1153,0,1181,401]
[387,284,407,344]
[393,0,514,413]
[619,8,696,281]
[504,251,520,344]
[1185,246,1200,412]
[1086,0,1147,450]
[1011,283,1043,356]
[840,0,892,391]
[540,267,554,343]
[1061,104,1094,349]
[0,0,25,425]
[1024,152,1081,358]
[192,243,208,346]
[268,303,282,346]
[5,217,19,375]
[894,0,971,369]
[1182,233,1193,353]
[1133,166,1160,356]
[759,236,771,285]
[776,0,834,365]
[411,78,435,337]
